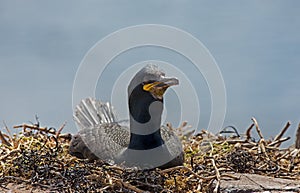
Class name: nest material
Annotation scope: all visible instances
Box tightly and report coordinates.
[0,117,299,193]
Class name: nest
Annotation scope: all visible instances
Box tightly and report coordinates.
[0,117,300,192]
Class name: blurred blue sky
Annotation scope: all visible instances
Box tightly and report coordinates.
[0,1,299,143]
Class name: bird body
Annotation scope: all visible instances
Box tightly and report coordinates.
[69,65,184,169]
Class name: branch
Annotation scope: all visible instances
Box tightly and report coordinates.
[246,123,254,141]
[268,137,290,147]
[55,121,67,139]
[0,130,11,146]
[211,158,220,193]
[251,117,264,139]
[273,122,291,147]
[296,123,300,149]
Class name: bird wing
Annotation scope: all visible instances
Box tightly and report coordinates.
[77,123,130,162]
[160,125,184,163]
[71,98,130,162]
[71,98,183,166]
[74,97,117,129]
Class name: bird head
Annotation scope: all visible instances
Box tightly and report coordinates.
[128,64,179,100]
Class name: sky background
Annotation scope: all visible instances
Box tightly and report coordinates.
[0,1,299,145]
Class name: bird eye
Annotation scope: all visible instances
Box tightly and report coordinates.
[143,80,155,85]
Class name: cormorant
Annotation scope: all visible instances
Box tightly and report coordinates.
[69,64,184,169]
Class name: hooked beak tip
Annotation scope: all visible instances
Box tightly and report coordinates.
[160,77,179,87]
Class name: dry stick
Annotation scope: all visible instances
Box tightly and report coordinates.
[57,133,72,140]
[251,117,270,160]
[273,122,291,147]
[160,165,209,180]
[291,148,300,158]
[223,139,245,144]
[274,122,291,141]
[0,184,8,190]
[3,121,13,143]
[221,173,240,180]
[118,179,144,193]
[0,131,11,146]
[246,123,254,141]
[173,176,179,193]
[268,137,291,147]
[211,158,220,193]
[221,138,256,148]
[55,121,67,139]
[258,139,270,160]
[251,117,264,139]
[295,123,300,149]
[13,124,71,140]
[99,186,111,192]
[291,124,300,156]
[0,149,21,161]
[13,124,52,134]
[276,151,291,161]
[209,141,214,157]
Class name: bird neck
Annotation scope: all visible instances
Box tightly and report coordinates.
[127,126,164,150]
[129,109,162,135]
[128,84,164,149]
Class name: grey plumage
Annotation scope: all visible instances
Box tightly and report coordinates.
[74,98,116,128]
[69,64,184,169]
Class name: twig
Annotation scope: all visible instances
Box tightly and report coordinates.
[251,117,264,139]
[13,124,52,134]
[258,139,269,160]
[268,137,291,147]
[291,149,300,158]
[211,158,220,193]
[118,179,144,193]
[159,165,183,173]
[159,165,208,180]
[295,123,300,149]
[0,149,21,161]
[0,184,9,190]
[173,176,178,192]
[55,121,67,139]
[209,141,214,157]
[220,173,240,180]
[273,122,291,147]
[99,185,111,191]
[57,133,72,140]
[0,130,11,146]
[246,123,254,141]
[34,115,40,127]
[276,150,291,161]
[13,123,70,140]
[274,121,290,141]
[3,121,13,143]
[224,139,249,144]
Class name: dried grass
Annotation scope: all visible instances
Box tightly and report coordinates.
[0,117,299,192]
